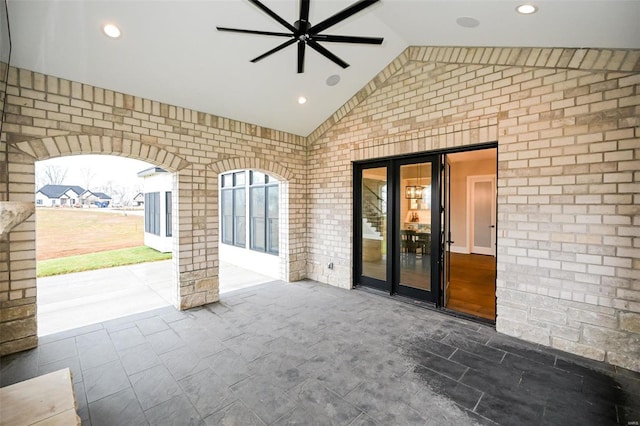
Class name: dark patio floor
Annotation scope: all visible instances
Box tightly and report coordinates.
[1,279,639,425]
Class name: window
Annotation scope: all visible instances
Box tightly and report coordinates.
[266,184,279,254]
[36,199,43,205]
[221,170,279,255]
[221,189,233,244]
[234,186,246,246]
[145,192,160,235]
[250,184,265,251]
[220,171,246,247]
[250,171,279,255]
[165,191,172,237]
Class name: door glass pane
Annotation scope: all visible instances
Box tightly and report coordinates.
[250,187,265,251]
[221,190,233,244]
[267,185,279,253]
[399,163,431,291]
[361,167,387,280]
[234,187,245,246]
[474,181,492,249]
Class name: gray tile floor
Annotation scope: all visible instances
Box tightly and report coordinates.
[2,279,639,425]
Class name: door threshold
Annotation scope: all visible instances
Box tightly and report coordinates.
[353,285,437,310]
[441,307,496,326]
[355,285,495,327]
[393,294,437,309]
[356,285,436,308]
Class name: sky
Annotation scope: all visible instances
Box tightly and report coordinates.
[36,155,156,191]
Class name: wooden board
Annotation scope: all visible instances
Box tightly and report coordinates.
[0,368,80,426]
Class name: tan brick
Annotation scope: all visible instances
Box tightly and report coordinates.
[1,48,638,372]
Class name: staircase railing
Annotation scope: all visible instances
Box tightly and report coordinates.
[363,184,385,215]
[362,184,386,236]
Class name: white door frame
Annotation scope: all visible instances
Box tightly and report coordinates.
[467,175,496,256]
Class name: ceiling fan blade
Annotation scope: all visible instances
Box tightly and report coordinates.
[250,38,297,63]
[307,39,349,69]
[297,40,306,73]
[309,0,380,34]
[216,27,293,38]
[300,0,310,23]
[248,0,297,33]
[312,34,383,44]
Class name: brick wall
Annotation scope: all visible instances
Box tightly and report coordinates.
[1,46,638,372]
[0,68,308,356]
[307,47,640,372]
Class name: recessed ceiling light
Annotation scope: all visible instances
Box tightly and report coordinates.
[102,23,121,38]
[326,75,341,87]
[516,4,538,14]
[456,17,480,28]
[297,96,307,105]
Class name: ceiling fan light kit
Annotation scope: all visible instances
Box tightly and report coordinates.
[217,0,384,73]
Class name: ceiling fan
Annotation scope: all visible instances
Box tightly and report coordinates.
[217,0,383,73]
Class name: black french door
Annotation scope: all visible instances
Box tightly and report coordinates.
[354,155,440,304]
[354,161,390,293]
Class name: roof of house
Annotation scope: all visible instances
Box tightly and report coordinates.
[36,185,86,199]
[79,190,112,200]
[137,167,168,178]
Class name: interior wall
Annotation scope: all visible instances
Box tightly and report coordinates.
[307,46,640,372]
[450,158,496,253]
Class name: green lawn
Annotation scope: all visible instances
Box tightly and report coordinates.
[37,246,172,278]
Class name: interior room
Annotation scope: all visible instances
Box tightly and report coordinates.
[446,148,497,321]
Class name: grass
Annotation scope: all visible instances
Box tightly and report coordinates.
[37,246,171,278]
[36,208,144,260]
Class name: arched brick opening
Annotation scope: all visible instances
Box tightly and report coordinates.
[0,135,215,354]
[13,135,191,171]
[208,157,295,181]
[0,66,308,357]
[208,157,302,283]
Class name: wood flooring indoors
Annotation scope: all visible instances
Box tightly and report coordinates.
[446,253,496,321]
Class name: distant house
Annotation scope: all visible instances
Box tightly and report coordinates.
[138,167,172,253]
[35,185,86,207]
[132,192,144,207]
[36,185,112,207]
[80,190,112,208]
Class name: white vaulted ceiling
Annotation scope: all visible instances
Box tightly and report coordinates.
[8,1,640,137]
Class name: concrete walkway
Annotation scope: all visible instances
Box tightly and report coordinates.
[37,261,275,336]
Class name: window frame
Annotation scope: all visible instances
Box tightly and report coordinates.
[249,171,279,256]
[220,171,247,248]
[144,192,161,236]
[165,191,172,237]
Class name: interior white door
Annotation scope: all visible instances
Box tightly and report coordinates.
[469,176,496,256]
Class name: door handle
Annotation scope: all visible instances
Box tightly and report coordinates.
[489,225,495,228]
